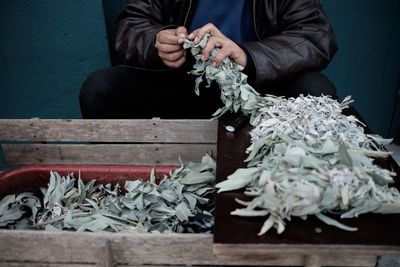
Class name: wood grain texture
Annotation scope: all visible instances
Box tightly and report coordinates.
[3,143,216,165]
[0,230,380,266]
[213,243,399,256]
[2,264,93,267]
[0,119,217,143]
[303,255,321,267]
[94,238,113,267]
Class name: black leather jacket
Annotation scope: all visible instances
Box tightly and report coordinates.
[115,0,337,86]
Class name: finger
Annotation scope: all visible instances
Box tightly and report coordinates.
[163,55,186,69]
[175,26,188,39]
[189,23,222,44]
[159,50,185,62]
[213,49,230,67]
[157,31,182,45]
[201,37,221,62]
[156,43,183,53]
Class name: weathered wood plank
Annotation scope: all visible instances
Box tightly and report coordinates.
[213,243,400,256]
[2,263,93,267]
[0,230,382,266]
[0,119,217,143]
[94,238,113,267]
[0,231,297,266]
[3,144,216,165]
[1,264,207,267]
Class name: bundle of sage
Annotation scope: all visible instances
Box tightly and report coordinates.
[0,154,216,233]
[184,35,263,121]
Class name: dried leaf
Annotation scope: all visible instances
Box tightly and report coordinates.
[216,168,260,193]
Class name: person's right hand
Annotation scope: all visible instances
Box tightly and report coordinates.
[188,23,247,68]
[155,27,187,68]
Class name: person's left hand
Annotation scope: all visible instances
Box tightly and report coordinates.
[188,23,247,68]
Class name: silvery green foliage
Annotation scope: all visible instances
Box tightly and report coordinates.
[184,35,261,120]
[216,95,400,235]
[184,35,399,235]
[0,193,41,229]
[0,154,216,233]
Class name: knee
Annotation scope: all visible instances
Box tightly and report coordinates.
[80,68,118,118]
[286,71,338,99]
[80,69,110,106]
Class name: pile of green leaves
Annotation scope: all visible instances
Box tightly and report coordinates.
[0,154,216,233]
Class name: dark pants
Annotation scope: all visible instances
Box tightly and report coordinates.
[79,66,337,119]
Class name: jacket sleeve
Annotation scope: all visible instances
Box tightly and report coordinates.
[115,0,175,68]
[242,0,338,86]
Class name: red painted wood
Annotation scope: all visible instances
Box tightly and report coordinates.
[0,164,177,198]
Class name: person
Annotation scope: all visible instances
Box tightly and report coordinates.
[80,0,338,119]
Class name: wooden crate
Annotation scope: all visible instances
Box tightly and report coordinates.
[0,119,398,267]
[0,119,217,166]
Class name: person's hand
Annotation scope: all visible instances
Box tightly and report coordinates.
[188,23,247,68]
[155,27,187,68]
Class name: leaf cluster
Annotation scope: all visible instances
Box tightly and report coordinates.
[184,35,399,236]
[216,95,399,235]
[0,154,216,233]
[184,35,261,119]
[0,193,40,229]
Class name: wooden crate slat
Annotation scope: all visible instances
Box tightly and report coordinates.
[213,243,400,256]
[0,230,378,266]
[3,143,216,165]
[0,119,217,143]
[1,264,208,267]
[3,264,94,267]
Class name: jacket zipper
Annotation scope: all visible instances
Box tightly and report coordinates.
[183,0,193,27]
[253,0,261,40]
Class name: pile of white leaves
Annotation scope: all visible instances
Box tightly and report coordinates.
[216,95,399,235]
[185,35,400,235]
[0,154,216,233]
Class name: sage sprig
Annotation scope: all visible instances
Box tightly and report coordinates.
[0,154,216,233]
[184,35,262,120]
[0,193,41,230]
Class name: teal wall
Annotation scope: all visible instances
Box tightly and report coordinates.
[0,1,110,119]
[320,0,400,137]
[0,0,399,137]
